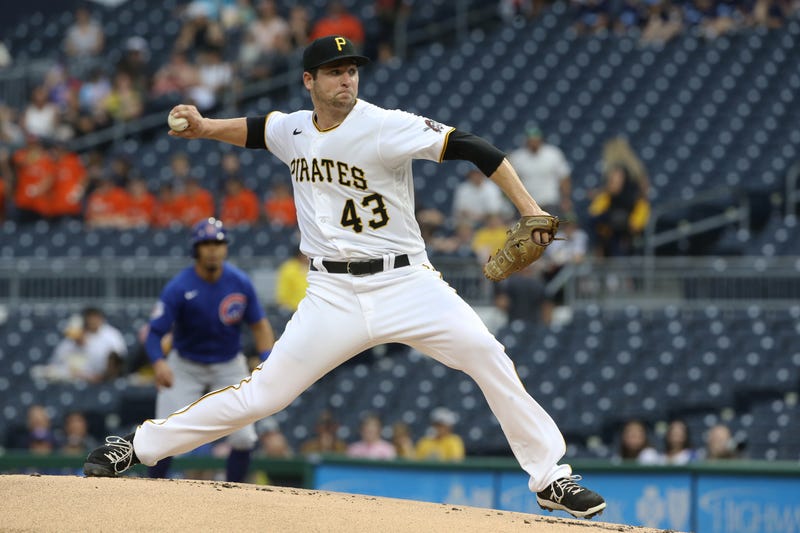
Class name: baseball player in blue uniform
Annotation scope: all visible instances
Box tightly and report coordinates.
[143,217,275,482]
[84,36,605,519]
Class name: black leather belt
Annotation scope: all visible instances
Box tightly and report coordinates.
[310,254,410,275]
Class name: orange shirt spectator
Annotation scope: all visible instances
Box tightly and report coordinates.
[48,146,87,218]
[178,178,215,226]
[152,184,187,228]
[309,1,365,47]
[84,179,128,228]
[220,178,259,226]
[124,177,156,227]
[264,182,296,226]
[12,140,55,217]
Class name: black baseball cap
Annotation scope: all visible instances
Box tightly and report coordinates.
[302,35,369,71]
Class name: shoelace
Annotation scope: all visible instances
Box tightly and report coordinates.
[101,436,134,473]
[549,475,586,502]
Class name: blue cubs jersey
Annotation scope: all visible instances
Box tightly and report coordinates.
[147,263,265,364]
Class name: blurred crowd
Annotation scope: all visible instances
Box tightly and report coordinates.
[499,0,799,44]
[613,418,746,464]
[0,0,411,226]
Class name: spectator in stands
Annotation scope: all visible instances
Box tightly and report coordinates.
[116,37,152,98]
[217,153,246,193]
[103,72,144,123]
[274,247,309,313]
[176,1,226,56]
[81,306,127,381]
[472,213,512,263]
[192,49,234,111]
[616,419,660,464]
[22,405,57,454]
[415,205,446,244]
[60,85,99,139]
[32,313,85,382]
[700,423,741,460]
[105,155,136,190]
[287,5,311,48]
[11,135,55,223]
[77,67,112,125]
[249,417,293,485]
[507,126,572,216]
[151,51,201,110]
[428,221,477,259]
[640,1,684,47]
[220,178,260,226]
[59,411,98,456]
[309,1,365,51]
[391,421,415,459]
[588,165,650,257]
[47,141,86,221]
[751,0,792,29]
[63,6,105,62]
[23,86,59,140]
[254,417,293,459]
[124,177,157,228]
[43,64,72,112]
[300,410,347,456]
[263,180,297,227]
[152,183,187,228]
[240,0,291,82]
[84,175,128,228]
[601,136,649,196]
[179,178,216,226]
[169,151,195,190]
[662,419,697,465]
[347,413,397,460]
[415,407,465,462]
[613,0,648,35]
[571,0,611,35]
[451,168,508,228]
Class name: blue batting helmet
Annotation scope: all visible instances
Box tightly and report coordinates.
[190,217,228,256]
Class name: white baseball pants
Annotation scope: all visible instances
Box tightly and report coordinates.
[134,262,571,492]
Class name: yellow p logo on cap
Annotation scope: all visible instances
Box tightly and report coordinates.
[335,37,346,51]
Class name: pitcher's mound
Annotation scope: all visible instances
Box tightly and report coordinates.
[0,474,673,532]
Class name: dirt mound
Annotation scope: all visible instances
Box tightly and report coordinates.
[0,474,672,532]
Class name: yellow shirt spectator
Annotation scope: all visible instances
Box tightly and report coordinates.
[471,214,510,262]
[275,251,309,312]
[415,407,465,461]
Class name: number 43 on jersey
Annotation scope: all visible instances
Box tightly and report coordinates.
[341,193,389,233]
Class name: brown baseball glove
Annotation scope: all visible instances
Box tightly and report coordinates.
[483,215,559,282]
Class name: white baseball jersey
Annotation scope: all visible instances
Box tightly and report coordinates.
[263,99,454,262]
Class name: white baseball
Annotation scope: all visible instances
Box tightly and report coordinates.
[168,113,189,132]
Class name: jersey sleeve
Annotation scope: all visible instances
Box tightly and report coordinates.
[264,111,290,165]
[378,110,455,169]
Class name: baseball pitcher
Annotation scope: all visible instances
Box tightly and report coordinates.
[84,35,605,519]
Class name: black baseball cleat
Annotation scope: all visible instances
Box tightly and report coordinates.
[83,433,140,477]
[536,475,606,519]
